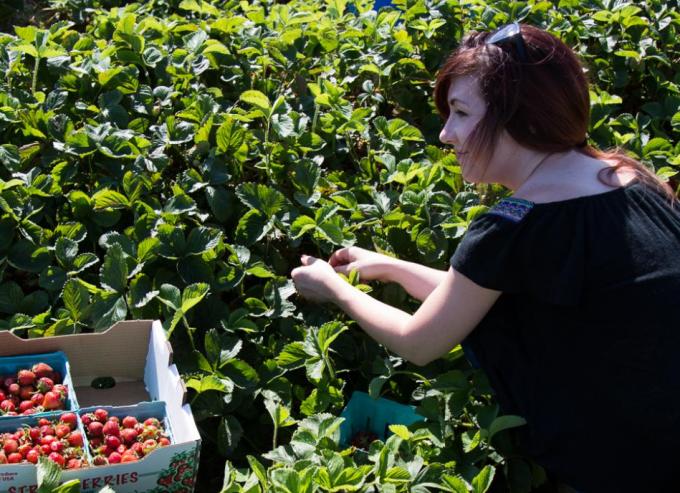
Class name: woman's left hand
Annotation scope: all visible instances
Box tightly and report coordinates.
[291,255,341,303]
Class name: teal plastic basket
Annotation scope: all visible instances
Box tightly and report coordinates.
[339,391,424,447]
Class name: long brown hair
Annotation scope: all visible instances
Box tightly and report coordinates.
[433,23,676,205]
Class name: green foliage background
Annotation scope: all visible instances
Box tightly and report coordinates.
[0,0,678,491]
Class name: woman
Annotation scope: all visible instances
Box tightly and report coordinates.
[290,23,680,492]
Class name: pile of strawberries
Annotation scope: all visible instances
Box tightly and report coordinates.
[0,362,69,416]
[0,413,86,468]
[83,408,171,465]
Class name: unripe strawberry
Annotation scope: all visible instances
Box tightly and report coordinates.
[94,408,108,422]
[7,452,22,463]
[108,452,122,464]
[122,416,137,429]
[32,363,54,379]
[17,370,35,386]
[26,449,39,464]
[88,421,104,437]
[143,439,157,455]
[67,431,83,448]
[48,451,65,467]
[103,420,120,437]
[0,452,6,464]
[60,413,77,429]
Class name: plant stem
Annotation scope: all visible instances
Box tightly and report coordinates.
[32,56,41,95]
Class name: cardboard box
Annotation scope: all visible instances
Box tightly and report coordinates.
[0,320,201,493]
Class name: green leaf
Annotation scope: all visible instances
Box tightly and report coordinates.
[441,475,470,493]
[92,189,130,210]
[216,118,246,154]
[471,465,496,493]
[88,293,127,331]
[186,375,234,393]
[100,243,128,293]
[186,227,222,255]
[37,456,61,492]
[235,182,287,217]
[62,279,89,321]
[240,90,271,112]
[181,282,210,312]
[487,414,527,441]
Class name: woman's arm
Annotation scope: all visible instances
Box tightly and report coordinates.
[382,259,449,302]
[331,266,501,366]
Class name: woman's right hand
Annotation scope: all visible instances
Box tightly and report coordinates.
[328,246,395,282]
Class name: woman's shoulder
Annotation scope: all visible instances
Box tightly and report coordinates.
[510,157,638,205]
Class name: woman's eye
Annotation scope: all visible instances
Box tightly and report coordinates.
[454,110,467,117]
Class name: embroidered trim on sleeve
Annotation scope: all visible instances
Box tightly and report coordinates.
[486,197,534,222]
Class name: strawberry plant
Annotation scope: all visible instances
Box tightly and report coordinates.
[0,0,678,491]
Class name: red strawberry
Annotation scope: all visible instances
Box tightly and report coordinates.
[122,416,137,428]
[26,449,39,464]
[158,437,171,446]
[106,434,121,447]
[52,384,68,396]
[66,458,82,469]
[50,440,64,453]
[8,383,19,396]
[32,363,54,379]
[19,400,34,413]
[120,428,138,444]
[17,370,35,386]
[38,418,51,427]
[3,439,18,454]
[92,455,108,466]
[0,400,14,413]
[88,421,104,437]
[7,452,22,463]
[103,420,120,437]
[48,451,65,467]
[36,377,54,393]
[121,452,137,462]
[55,424,70,439]
[81,414,93,426]
[59,412,77,429]
[94,408,108,422]
[29,427,40,441]
[108,451,122,464]
[42,391,63,410]
[144,417,160,427]
[67,431,83,447]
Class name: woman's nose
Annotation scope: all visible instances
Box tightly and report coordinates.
[439,126,457,146]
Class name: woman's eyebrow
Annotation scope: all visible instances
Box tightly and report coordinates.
[448,97,468,107]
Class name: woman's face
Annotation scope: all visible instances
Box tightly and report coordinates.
[438,74,519,184]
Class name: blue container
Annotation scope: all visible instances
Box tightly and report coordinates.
[0,351,79,416]
[339,391,424,447]
[79,400,173,456]
[0,410,90,466]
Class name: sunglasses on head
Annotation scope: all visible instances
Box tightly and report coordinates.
[486,22,528,63]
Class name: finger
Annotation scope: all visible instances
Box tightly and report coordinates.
[333,264,351,276]
[329,247,350,267]
[300,254,316,266]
